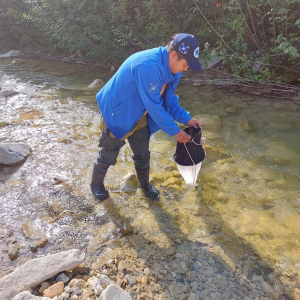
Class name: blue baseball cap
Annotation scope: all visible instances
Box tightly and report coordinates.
[171,33,202,71]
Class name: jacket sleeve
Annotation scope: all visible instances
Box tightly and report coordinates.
[132,63,180,136]
[166,94,192,125]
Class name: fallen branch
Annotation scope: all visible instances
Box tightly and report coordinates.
[182,69,300,101]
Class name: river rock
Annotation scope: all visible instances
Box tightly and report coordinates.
[96,248,119,269]
[88,79,105,89]
[99,274,111,285]
[42,281,64,298]
[1,90,20,98]
[37,237,48,248]
[93,279,104,296]
[120,173,138,192]
[125,274,137,286]
[266,141,298,162]
[0,249,85,300]
[56,272,70,283]
[8,243,20,260]
[69,279,85,290]
[88,222,119,251]
[193,114,222,132]
[39,282,51,294]
[29,240,38,252]
[99,284,131,300]
[0,143,32,165]
[0,50,22,58]
[12,290,51,300]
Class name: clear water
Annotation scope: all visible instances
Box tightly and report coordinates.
[0,58,299,291]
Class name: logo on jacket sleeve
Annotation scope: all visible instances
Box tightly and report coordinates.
[149,83,158,93]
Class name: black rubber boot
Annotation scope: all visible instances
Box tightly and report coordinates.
[135,167,160,201]
[90,168,109,201]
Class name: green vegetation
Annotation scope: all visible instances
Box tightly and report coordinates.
[0,0,299,82]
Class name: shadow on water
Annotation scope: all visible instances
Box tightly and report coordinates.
[86,176,290,299]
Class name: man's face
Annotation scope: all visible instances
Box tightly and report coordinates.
[169,51,189,74]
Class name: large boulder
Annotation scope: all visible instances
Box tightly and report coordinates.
[0,50,22,58]
[99,284,132,300]
[0,249,85,300]
[0,143,32,165]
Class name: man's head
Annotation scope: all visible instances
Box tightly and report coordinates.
[167,33,202,74]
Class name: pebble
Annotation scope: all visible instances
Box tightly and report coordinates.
[8,243,20,260]
[39,282,51,294]
[124,274,137,286]
[37,238,48,248]
[29,240,39,252]
[71,287,82,296]
[61,292,69,299]
[141,276,148,284]
[56,273,70,283]
[143,267,151,275]
[99,274,111,285]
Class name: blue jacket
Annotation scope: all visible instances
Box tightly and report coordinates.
[96,46,191,140]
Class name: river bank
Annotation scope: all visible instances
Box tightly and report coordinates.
[2,49,299,102]
[0,230,289,300]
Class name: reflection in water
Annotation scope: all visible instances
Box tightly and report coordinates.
[0,58,299,291]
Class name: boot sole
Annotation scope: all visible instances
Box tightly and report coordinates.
[93,191,109,201]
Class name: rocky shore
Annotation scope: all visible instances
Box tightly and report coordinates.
[0,232,290,300]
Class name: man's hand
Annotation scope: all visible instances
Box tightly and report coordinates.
[187,118,201,128]
[174,129,191,144]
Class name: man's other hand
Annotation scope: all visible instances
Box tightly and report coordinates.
[174,129,191,144]
[187,118,201,128]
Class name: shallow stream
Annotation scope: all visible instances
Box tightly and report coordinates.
[0,58,299,293]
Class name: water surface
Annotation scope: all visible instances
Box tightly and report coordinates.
[0,58,299,292]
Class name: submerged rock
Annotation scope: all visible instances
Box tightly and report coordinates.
[8,243,20,260]
[193,114,222,132]
[0,143,32,165]
[1,90,20,98]
[88,79,105,89]
[0,50,22,58]
[120,173,138,192]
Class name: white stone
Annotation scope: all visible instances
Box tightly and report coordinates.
[87,276,97,287]
[0,50,22,58]
[0,249,85,300]
[0,143,32,165]
[88,79,105,89]
[144,267,151,276]
[99,284,131,300]
[93,279,104,296]
[56,273,70,283]
[99,275,111,285]
[12,290,51,300]
[61,292,70,299]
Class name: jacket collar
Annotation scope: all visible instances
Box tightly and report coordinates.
[162,46,176,83]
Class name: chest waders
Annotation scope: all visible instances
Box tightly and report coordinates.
[91,125,159,201]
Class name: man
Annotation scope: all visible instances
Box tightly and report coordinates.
[91,33,202,202]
